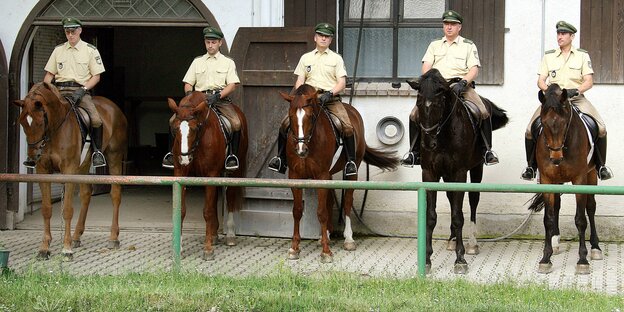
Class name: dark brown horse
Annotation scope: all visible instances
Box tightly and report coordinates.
[407,69,508,274]
[528,84,603,274]
[167,92,248,260]
[13,82,127,260]
[279,84,399,263]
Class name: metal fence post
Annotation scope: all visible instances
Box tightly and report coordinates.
[172,182,182,272]
[417,188,427,277]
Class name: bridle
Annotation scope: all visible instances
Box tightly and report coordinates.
[288,98,322,145]
[543,101,573,153]
[173,112,206,158]
[25,93,72,159]
[418,90,460,138]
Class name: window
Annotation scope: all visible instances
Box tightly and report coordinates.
[580,0,624,84]
[340,0,505,84]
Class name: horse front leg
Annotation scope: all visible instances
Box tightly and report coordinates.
[342,187,357,252]
[586,194,603,260]
[108,183,122,249]
[445,191,457,251]
[425,189,438,274]
[288,187,303,260]
[466,166,483,255]
[202,186,218,261]
[574,193,590,274]
[37,182,53,260]
[317,188,333,263]
[449,191,468,274]
[551,194,562,255]
[224,186,242,247]
[72,183,92,248]
[61,182,76,260]
[538,192,557,274]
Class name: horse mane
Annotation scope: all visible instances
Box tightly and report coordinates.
[294,84,317,96]
[28,82,65,107]
[418,68,449,99]
[543,84,567,114]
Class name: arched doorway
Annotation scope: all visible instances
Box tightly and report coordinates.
[6,0,220,224]
[0,39,8,229]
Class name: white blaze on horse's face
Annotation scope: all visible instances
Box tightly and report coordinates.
[425,99,433,108]
[179,121,191,166]
[296,108,306,153]
[26,115,33,126]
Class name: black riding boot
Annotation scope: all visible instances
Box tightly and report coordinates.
[401,119,420,167]
[162,130,174,169]
[480,118,499,166]
[91,126,106,168]
[594,136,613,180]
[343,135,358,176]
[225,130,241,171]
[521,138,537,180]
[268,131,288,174]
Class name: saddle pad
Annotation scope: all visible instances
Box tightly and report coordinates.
[579,113,596,164]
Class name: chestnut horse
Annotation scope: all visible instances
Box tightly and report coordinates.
[167,92,248,260]
[406,69,508,274]
[14,82,127,260]
[528,84,603,274]
[279,84,399,263]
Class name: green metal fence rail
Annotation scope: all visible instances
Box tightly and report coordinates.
[2,173,624,276]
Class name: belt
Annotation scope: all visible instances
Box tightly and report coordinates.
[55,81,83,88]
[202,89,221,95]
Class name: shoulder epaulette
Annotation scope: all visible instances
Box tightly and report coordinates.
[194,55,203,59]
[463,38,474,44]
[55,43,64,48]
[545,49,556,54]
[87,43,97,50]
[577,48,588,53]
[222,54,234,61]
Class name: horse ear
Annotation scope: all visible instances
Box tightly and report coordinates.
[538,90,545,104]
[167,98,179,113]
[278,91,294,103]
[13,100,25,108]
[194,101,207,113]
[561,89,568,100]
[406,79,419,91]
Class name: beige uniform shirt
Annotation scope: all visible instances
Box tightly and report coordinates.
[294,48,347,91]
[422,35,481,80]
[44,40,105,85]
[183,51,240,91]
[538,46,593,89]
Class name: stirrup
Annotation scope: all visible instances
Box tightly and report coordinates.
[598,166,613,181]
[484,150,499,166]
[268,156,287,174]
[23,159,36,169]
[162,152,174,169]
[521,167,536,181]
[400,152,419,167]
[92,151,107,168]
[225,154,239,171]
[344,161,358,176]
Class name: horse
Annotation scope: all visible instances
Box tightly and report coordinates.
[406,69,508,274]
[167,91,248,261]
[527,84,603,274]
[278,84,399,263]
[13,82,127,260]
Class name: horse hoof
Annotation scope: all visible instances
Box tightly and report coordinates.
[62,252,74,262]
[591,249,603,260]
[36,251,51,261]
[72,240,81,248]
[108,240,120,250]
[225,236,236,246]
[552,246,561,255]
[466,245,479,255]
[425,264,432,275]
[212,237,219,245]
[287,248,300,260]
[320,252,333,263]
[343,241,356,251]
[576,264,590,275]
[453,263,468,274]
[447,240,456,251]
[538,262,553,274]
[202,250,215,261]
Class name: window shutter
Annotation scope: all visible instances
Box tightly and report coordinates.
[450,0,505,85]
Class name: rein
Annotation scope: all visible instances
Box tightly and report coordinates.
[544,103,574,152]
[289,100,322,145]
[26,94,72,155]
[419,91,460,137]
[174,106,211,157]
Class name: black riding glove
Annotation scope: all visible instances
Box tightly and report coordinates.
[451,80,468,96]
[70,87,87,106]
[185,90,192,97]
[319,91,333,105]
[205,92,221,105]
[566,88,579,98]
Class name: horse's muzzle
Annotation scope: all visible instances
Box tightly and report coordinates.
[296,143,309,158]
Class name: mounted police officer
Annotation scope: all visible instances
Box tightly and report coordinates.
[268,23,357,176]
[402,10,499,167]
[521,21,613,181]
[39,17,106,168]
[162,26,242,171]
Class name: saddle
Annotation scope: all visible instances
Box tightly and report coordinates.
[65,96,92,144]
[321,106,344,146]
[533,106,599,143]
[210,105,234,152]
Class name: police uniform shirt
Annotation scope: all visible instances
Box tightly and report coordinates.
[183,51,240,92]
[422,35,481,80]
[538,46,593,89]
[294,49,347,92]
[44,40,105,85]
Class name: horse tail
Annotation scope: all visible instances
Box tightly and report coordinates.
[482,97,509,130]
[363,146,400,171]
[527,193,545,212]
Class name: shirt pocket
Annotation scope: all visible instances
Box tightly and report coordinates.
[74,55,91,78]
[452,56,467,70]
[214,66,229,84]
[567,60,583,78]
[194,66,208,84]
[322,60,337,74]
